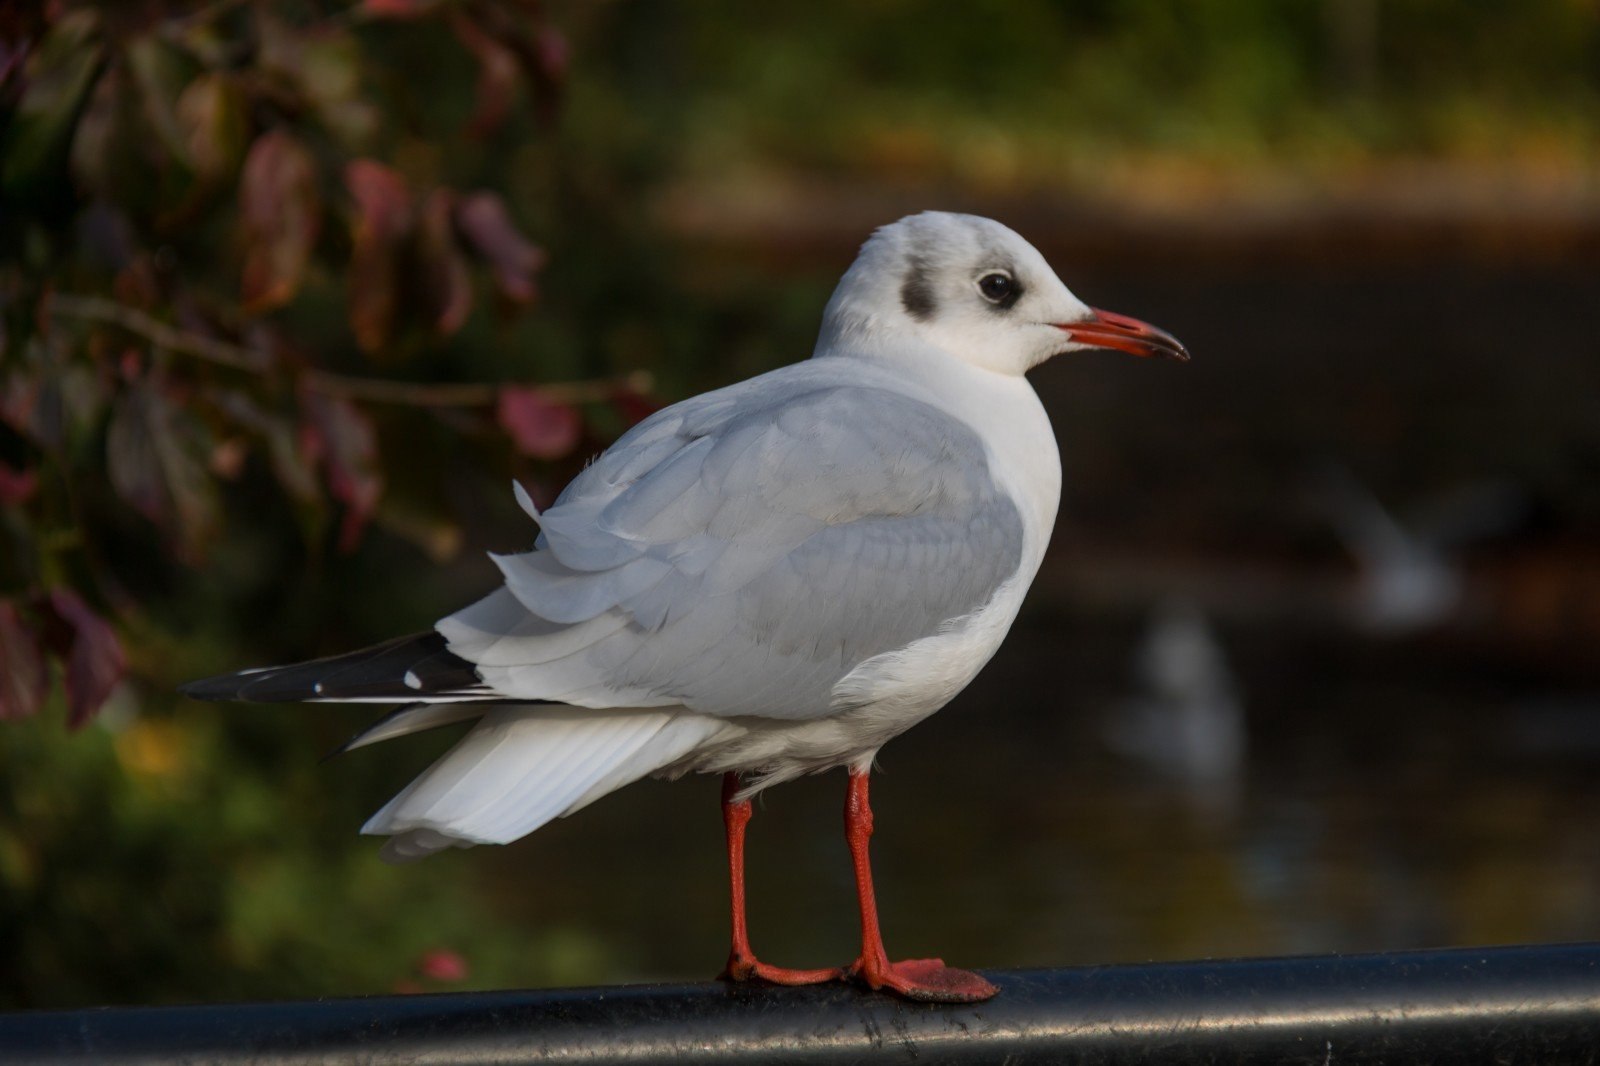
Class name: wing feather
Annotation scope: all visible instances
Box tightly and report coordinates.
[438,362,1027,721]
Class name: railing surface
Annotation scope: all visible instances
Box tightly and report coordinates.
[3,943,1599,1064]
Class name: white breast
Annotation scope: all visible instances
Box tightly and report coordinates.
[678,346,1063,789]
[824,349,1061,737]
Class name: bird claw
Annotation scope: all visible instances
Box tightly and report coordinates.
[846,956,999,1003]
[722,954,843,986]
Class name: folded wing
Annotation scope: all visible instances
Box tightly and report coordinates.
[441,363,1028,720]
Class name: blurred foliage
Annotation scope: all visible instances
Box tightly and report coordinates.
[0,0,652,1007]
[611,0,1600,193]
[2,0,1598,1010]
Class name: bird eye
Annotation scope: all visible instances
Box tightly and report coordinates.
[978,273,1015,303]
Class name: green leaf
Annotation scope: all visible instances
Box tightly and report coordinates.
[175,72,248,184]
[124,34,200,172]
[0,11,105,202]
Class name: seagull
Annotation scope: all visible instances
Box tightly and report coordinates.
[1104,598,1246,793]
[183,211,1188,1002]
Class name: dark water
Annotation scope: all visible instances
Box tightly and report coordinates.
[470,256,1600,984]
[477,606,1600,985]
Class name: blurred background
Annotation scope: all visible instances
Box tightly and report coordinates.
[2,1,1598,1009]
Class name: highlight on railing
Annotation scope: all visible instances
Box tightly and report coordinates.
[3,942,1598,1064]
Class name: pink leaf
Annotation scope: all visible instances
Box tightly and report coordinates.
[44,589,126,730]
[497,386,580,460]
[301,390,383,551]
[0,601,49,723]
[240,130,322,313]
[417,948,468,982]
[454,192,544,305]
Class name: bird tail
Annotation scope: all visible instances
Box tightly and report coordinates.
[362,706,725,862]
[178,631,497,704]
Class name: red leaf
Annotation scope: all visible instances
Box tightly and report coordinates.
[44,589,126,730]
[451,12,520,139]
[0,601,49,723]
[240,131,322,313]
[301,390,383,551]
[533,28,570,89]
[345,160,413,353]
[415,189,472,338]
[610,385,659,428]
[497,386,580,460]
[455,192,544,305]
[0,460,38,505]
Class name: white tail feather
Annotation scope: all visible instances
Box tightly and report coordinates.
[362,706,721,863]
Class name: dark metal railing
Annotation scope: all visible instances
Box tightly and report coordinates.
[4,942,1599,1064]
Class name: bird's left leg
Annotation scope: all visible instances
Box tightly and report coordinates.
[719,772,842,986]
[841,768,999,1002]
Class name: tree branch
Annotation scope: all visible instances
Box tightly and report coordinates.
[49,294,270,373]
[46,293,652,407]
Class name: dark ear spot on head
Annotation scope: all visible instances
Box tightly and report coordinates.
[900,255,936,321]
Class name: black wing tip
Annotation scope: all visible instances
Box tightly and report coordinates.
[177,674,251,702]
[176,632,485,705]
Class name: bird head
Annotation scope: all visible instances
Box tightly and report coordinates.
[817,211,1188,375]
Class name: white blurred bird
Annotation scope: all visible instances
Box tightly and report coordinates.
[184,211,1188,1002]
[1105,598,1246,789]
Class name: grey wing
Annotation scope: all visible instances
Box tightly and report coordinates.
[439,374,1026,720]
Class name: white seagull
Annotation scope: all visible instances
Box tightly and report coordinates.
[183,211,1188,1002]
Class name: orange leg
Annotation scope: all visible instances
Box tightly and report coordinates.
[720,772,841,986]
[841,769,998,1002]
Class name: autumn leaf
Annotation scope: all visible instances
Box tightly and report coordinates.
[300,390,383,551]
[42,589,126,730]
[610,385,660,429]
[414,189,473,337]
[468,7,566,123]
[106,378,220,559]
[416,948,469,982]
[497,386,580,460]
[175,72,247,184]
[0,461,38,505]
[240,130,322,314]
[362,0,439,20]
[451,12,520,138]
[345,160,412,353]
[0,601,49,723]
[455,192,544,305]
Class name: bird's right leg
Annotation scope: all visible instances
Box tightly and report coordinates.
[720,772,842,986]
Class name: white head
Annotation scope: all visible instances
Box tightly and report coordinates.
[815,211,1187,375]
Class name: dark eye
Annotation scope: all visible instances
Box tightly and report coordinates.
[978,273,1014,303]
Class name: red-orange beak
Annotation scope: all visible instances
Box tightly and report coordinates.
[1057,308,1190,362]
